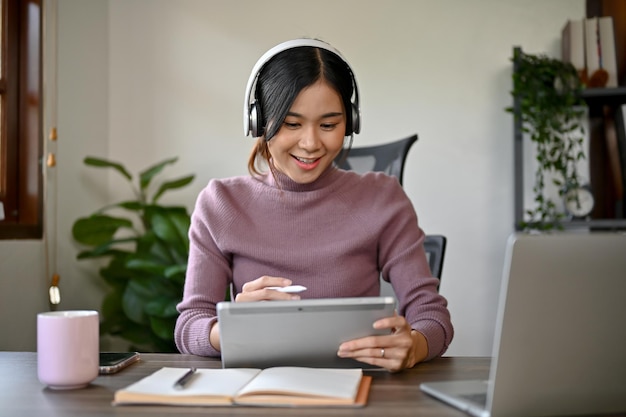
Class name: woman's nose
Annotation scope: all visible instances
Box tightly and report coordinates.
[298,126,321,152]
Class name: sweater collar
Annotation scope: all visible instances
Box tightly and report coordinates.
[264,165,340,192]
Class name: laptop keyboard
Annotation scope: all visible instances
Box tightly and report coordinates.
[459,393,487,406]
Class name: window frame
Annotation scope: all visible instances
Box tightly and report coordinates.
[0,0,43,240]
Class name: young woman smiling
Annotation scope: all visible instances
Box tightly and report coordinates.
[175,39,453,372]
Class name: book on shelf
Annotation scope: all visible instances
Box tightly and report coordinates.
[113,366,371,408]
[584,16,618,88]
[561,19,586,81]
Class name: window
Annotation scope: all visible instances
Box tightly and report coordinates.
[0,0,43,239]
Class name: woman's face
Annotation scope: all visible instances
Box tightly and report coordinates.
[268,80,346,184]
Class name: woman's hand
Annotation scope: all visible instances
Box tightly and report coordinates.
[336,313,428,372]
[210,275,299,351]
[234,276,301,302]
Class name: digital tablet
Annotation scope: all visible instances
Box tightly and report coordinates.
[217,296,396,369]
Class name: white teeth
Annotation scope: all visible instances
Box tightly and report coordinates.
[295,156,316,163]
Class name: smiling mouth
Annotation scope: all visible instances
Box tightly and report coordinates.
[293,155,320,164]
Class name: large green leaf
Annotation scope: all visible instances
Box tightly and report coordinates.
[135,230,161,254]
[164,264,186,281]
[101,289,124,317]
[145,206,190,259]
[152,175,195,203]
[122,284,149,325]
[166,208,191,250]
[100,290,127,335]
[145,237,177,265]
[76,237,137,259]
[131,230,178,266]
[139,157,178,191]
[72,214,134,246]
[126,258,168,276]
[149,316,177,341]
[117,201,144,211]
[145,295,179,318]
[128,275,179,299]
[100,256,135,287]
[84,157,132,181]
[77,247,132,260]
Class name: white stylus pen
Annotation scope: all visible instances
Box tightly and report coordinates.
[267,285,307,293]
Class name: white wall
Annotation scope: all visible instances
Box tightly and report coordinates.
[0,0,585,355]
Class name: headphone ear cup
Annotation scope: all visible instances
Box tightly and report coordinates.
[249,101,263,138]
[351,102,360,135]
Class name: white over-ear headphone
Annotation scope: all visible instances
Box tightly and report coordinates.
[243,38,361,138]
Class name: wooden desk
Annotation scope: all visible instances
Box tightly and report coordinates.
[0,352,488,416]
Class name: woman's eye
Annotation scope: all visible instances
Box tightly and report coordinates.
[283,122,300,129]
[321,123,337,130]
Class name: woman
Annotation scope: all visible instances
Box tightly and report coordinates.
[175,39,453,371]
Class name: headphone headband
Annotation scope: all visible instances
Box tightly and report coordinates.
[243,38,361,137]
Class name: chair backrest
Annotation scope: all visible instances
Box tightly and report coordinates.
[334,134,418,185]
[424,235,446,287]
[335,134,446,289]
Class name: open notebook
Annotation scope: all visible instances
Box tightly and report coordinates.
[113,366,371,407]
[421,232,626,417]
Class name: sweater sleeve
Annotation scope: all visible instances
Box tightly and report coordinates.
[174,182,233,357]
[371,174,454,360]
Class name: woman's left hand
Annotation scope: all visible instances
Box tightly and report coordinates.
[336,313,428,372]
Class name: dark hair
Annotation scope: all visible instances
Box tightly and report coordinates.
[247,46,355,176]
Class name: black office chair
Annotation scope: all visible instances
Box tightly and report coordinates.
[335,134,417,186]
[423,234,447,284]
[334,134,447,289]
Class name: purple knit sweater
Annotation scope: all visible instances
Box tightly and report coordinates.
[175,166,453,360]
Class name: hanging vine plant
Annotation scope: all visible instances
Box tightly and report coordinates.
[508,48,587,230]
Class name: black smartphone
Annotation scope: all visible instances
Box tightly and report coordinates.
[99,352,140,375]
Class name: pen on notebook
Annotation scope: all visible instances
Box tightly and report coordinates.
[173,367,196,389]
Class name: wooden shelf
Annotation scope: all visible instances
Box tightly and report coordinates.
[560,218,626,230]
[512,46,626,231]
[581,87,626,111]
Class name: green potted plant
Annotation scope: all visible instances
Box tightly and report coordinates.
[72,156,194,352]
[508,48,587,230]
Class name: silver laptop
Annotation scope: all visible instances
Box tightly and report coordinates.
[217,296,396,369]
[421,232,626,417]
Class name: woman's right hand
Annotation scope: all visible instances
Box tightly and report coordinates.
[234,276,301,302]
[210,275,299,351]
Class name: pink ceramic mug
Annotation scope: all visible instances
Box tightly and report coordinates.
[37,310,99,389]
